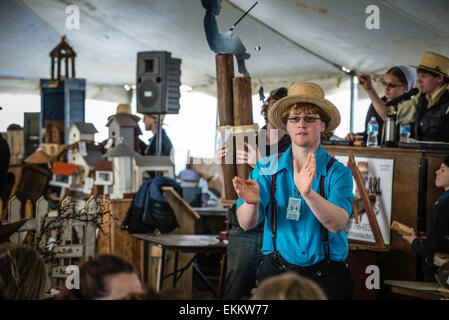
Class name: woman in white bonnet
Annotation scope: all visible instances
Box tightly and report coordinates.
[346,65,416,144]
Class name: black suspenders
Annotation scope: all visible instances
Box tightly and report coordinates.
[270,155,336,262]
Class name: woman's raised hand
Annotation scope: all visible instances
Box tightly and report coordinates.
[358,73,374,91]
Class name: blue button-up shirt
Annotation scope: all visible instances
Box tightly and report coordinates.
[236,145,354,266]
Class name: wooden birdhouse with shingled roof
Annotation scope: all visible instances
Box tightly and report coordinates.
[50,35,76,85]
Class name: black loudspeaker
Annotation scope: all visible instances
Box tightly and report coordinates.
[136,51,181,114]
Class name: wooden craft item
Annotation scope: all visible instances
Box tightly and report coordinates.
[215,54,237,200]
[390,220,412,236]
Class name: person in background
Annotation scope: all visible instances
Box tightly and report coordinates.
[346,65,416,144]
[233,82,354,300]
[402,155,449,282]
[0,243,48,300]
[251,272,327,300]
[143,113,173,156]
[56,254,142,300]
[0,106,10,198]
[358,52,449,142]
[220,87,290,300]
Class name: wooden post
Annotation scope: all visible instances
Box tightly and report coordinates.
[85,197,97,259]
[215,54,238,200]
[36,196,48,250]
[51,57,55,80]
[233,76,255,181]
[57,57,61,82]
[8,196,22,243]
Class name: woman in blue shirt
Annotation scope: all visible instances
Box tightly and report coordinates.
[233,82,354,299]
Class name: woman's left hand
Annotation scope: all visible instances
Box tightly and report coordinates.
[293,153,316,197]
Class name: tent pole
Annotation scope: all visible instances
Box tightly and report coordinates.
[349,73,356,133]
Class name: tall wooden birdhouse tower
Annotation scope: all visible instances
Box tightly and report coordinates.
[40,36,86,145]
[50,35,76,84]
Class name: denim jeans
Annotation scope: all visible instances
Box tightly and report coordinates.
[223,226,264,300]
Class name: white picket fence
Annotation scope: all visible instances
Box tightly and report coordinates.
[6,195,104,291]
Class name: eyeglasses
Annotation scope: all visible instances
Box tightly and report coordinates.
[287,115,321,123]
[381,80,404,89]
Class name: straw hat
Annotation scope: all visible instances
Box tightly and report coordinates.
[411,51,449,77]
[116,103,140,122]
[269,82,341,133]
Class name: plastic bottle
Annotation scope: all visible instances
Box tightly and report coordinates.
[399,123,411,143]
[367,117,379,147]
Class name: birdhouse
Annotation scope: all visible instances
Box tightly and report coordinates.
[106,114,140,151]
[24,149,53,169]
[50,162,78,189]
[104,140,137,198]
[132,155,174,191]
[68,122,98,144]
[44,121,65,144]
[49,35,76,84]
[6,124,24,165]
[67,142,104,194]
[93,160,113,194]
[40,143,65,158]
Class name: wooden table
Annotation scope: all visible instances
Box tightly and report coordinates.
[384,280,449,300]
[134,234,228,298]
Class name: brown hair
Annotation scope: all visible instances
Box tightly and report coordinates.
[261,87,288,121]
[386,66,408,85]
[251,272,327,300]
[0,243,48,300]
[418,68,449,84]
[56,254,137,300]
[282,102,330,128]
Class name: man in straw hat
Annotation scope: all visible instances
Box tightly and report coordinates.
[232,82,354,300]
[142,113,173,156]
[394,51,449,142]
[106,103,147,154]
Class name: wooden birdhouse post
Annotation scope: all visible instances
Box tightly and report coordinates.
[50,35,76,84]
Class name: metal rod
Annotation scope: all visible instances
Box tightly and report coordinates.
[229,1,258,31]
[349,73,356,133]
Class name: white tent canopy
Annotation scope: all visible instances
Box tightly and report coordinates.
[1,0,448,97]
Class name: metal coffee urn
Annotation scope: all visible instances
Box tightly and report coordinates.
[384,112,397,147]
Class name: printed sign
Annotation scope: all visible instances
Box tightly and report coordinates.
[335,156,394,245]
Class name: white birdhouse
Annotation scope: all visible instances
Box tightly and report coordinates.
[68,122,98,144]
[104,139,137,198]
[94,160,113,194]
[49,162,78,189]
[132,155,174,191]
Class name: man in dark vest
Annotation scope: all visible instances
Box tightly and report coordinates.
[396,51,449,142]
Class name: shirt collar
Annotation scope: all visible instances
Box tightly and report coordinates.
[438,189,449,202]
[426,85,447,108]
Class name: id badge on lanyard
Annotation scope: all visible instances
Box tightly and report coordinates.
[286,197,301,221]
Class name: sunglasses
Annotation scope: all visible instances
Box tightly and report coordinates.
[287,115,321,123]
[381,80,404,89]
